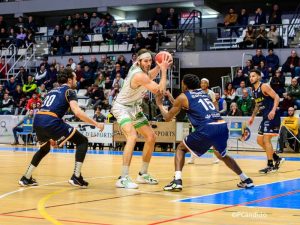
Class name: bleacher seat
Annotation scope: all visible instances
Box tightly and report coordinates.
[93,34,104,42]
[85,109,94,117]
[17,48,27,56]
[137,21,149,28]
[118,44,128,51]
[128,44,133,51]
[81,46,91,53]
[72,46,81,54]
[77,89,87,96]
[78,98,89,109]
[111,45,119,52]
[100,45,109,52]
[91,45,100,53]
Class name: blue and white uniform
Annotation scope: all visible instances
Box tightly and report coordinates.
[183,89,228,157]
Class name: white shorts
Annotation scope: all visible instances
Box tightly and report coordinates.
[111,101,149,128]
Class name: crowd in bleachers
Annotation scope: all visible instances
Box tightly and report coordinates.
[217,4,286,49]
[218,48,300,117]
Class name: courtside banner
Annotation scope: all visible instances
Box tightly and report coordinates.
[0,115,23,144]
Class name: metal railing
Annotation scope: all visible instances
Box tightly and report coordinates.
[0,44,16,79]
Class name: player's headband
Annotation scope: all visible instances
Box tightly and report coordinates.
[201,78,209,84]
[137,52,152,61]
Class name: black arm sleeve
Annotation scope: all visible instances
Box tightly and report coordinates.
[66,89,78,102]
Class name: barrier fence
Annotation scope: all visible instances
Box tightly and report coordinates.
[0,115,279,151]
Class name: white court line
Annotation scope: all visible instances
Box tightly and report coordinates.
[0,175,116,200]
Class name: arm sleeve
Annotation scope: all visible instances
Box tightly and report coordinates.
[66,89,78,102]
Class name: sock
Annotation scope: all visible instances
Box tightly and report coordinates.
[239,172,249,181]
[268,160,274,167]
[273,152,280,161]
[175,171,182,180]
[139,162,149,175]
[121,166,129,178]
[74,162,83,177]
[24,164,36,179]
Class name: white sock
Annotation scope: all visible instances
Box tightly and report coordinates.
[175,171,182,180]
[140,162,149,175]
[74,162,83,177]
[24,164,36,179]
[121,166,129,178]
[239,172,248,181]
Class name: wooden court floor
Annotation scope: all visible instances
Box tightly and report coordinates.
[0,145,300,225]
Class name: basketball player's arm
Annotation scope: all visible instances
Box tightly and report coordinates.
[67,90,104,131]
[148,65,161,80]
[262,84,280,120]
[249,103,259,125]
[134,72,167,95]
[156,94,185,122]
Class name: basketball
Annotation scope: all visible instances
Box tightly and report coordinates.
[155,51,172,64]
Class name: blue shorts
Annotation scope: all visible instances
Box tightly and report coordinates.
[33,114,76,144]
[183,122,228,157]
[258,113,280,135]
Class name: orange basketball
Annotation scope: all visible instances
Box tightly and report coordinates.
[155,51,172,64]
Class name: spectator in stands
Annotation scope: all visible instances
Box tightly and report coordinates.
[108,83,120,106]
[68,58,76,71]
[0,57,10,79]
[37,84,47,100]
[222,82,237,112]
[90,12,100,33]
[145,33,157,52]
[52,25,63,38]
[87,84,105,109]
[78,55,87,68]
[152,7,165,28]
[112,72,124,88]
[116,55,128,71]
[232,69,247,89]
[26,28,35,47]
[0,93,13,115]
[237,8,249,29]
[267,25,280,48]
[217,8,239,38]
[127,53,137,69]
[128,23,137,43]
[40,57,50,70]
[35,65,47,85]
[236,80,251,98]
[254,8,266,25]
[7,27,16,46]
[82,12,90,32]
[135,32,146,51]
[252,49,265,67]
[11,109,35,145]
[141,93,157,120]
[278,107,299,153]
[15,66,28,85]
[12,85,26,115]
[62,35,72,54]
[258,60,270,82]
[287,78,300,109]
[89,56,99,74]
[0,16,7,30]
[166,8,179,29]
[239,25,255,49]
[93,106,106,122]
[26,93,42,111]
[152,20,163,32]
[280,93,294,116]
[0,84,4,100]
[73,24,84,46]
[25,16,38,33]
[72,13,82,27]
[110,63,125,80]
[4,76,17,95]
[63,24,73,37]
[242,59,254,76]
[268,4,282,25]
[0,28,8,49]
[51,36,63,55]
[61,15,73,29]
[215,92,227,116]
[282,50,299,78]
[82,64,94,87]
[94,71,105,88]
[270,69,285,97]
[254,24,268,49]
[44,64,57,90]
[117,23,128,44]
[237,89,253,116]
[22,75,37,97]
[15,16,25,29]
[266,48,279,76]
[228,102,242,116]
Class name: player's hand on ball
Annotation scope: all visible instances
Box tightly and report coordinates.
[156,52,172,70]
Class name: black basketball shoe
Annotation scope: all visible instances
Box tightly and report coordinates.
[19,176,38,187]
[163,179,183,192]
[68,174,89,188]
[237,178,254,189]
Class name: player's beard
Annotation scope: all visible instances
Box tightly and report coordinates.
[140,64,150,73]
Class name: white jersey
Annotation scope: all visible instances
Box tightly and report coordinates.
[114,65,147,106]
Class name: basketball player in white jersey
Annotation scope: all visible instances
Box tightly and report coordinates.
[111,49,172,189]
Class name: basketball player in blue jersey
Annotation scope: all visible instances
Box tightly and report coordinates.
[156,74,254,191]
[19,69,104,188]
[248,69,285,174]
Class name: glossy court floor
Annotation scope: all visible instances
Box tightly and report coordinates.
[0,144,300,225]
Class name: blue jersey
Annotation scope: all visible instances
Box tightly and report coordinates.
[40,84,77,118]
[184,89,222,129]
[252,83,275,118]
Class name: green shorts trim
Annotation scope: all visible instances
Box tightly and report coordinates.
[134,120,149,129]
[120,118,132,127]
